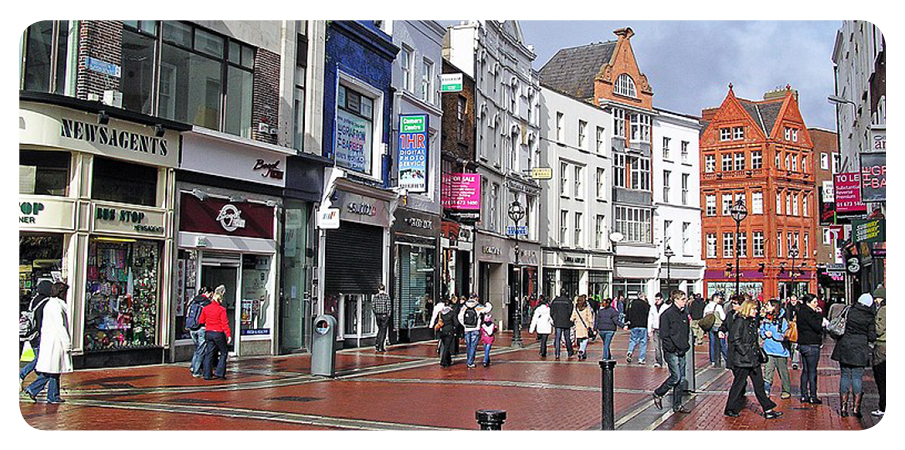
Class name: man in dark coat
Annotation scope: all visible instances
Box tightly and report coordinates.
[549,289,575,359]
[624,296,650,364]
[652,291,692,413]
[688,293,707,346]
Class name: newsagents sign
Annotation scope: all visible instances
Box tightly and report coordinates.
[397,114,428,193]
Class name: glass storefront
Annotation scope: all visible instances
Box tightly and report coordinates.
[396,244,435,329]
[280,202,312,352]
[707,281,764,299]
[612,278,648,300]
[588,271,609,301]
[84,237,160,351]
[19,233,64,313]
[240,254,272,336]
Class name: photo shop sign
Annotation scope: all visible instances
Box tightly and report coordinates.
[397,115,428,193]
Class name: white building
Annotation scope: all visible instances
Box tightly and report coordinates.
[538,87,614,300]
[652,108,705,295]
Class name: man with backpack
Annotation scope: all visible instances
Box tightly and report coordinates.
[458,294,491,368]
[185,287,211,378]
[689,293,707,346]
[20,280,53,388]
[550,289,575,359]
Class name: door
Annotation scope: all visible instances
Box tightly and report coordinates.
[201,264,239,354]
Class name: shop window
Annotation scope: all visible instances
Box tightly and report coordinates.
[19,150,70,196]
[335,82,378,176]
[397,244,435,329]
[91,156,158,207]
[241,254,272,336]
[84,238,160,351]
[19,234,64,313]
[21,21,75,95]
[174,249,199,341]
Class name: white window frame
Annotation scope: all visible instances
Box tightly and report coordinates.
[777,232,783,257]
[400,46,413,92]
[614,153,626,188]
[682,222,690,255]
[776,190,783,214]
[733,126,744,140]
[722,153,733,172]
[336,71,384,179]
[804,233,809,255]
[706,195,716,216]
[578,120,587,149]
[615,73,637,98]
[681,174,689,205]
[752,191,763,215]
[560,210,569,246]
[720,128,731,141]
[574,212,583,248]
[421,57,434,103]
[723,233,734,258]
[784,127,791,141]
[560,162,569,197]
[664,220,672,248]
[705,155,716,173]
[663,170,671,202]
[803,194,809,217]
[556,111,564,142]
[753,231,765,257]
[613,109,626,138]
[596,168,605,199]
[596,126,605,153]
[722,194,733,216]
[737,232,747,257]
[792,129,798,142]
[752,151,763,169]
[706,233,717,259]
[574,166,582,200]
[596,215,606,249]
[681,141,689,163]
[663,137,671,160]
[821,153,829,170]
[734,152,745,171]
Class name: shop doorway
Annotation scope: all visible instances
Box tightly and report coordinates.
[341,294,375,346]
[201,262,239,354]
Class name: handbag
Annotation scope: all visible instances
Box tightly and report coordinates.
[576,309,596,339]
[699,313,716,332]
[784,320,798,343]
[826,305,850,338]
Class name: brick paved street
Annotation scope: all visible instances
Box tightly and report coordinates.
[19,332,882,430]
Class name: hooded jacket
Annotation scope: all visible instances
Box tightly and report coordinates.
[529,304,554,335]
[647,299,667,333]
[35,296,72,374]
[458,300,491,333]
[549,295,574,329]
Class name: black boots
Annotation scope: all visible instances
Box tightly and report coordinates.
[840,393,850,417]
[853,393,864,418]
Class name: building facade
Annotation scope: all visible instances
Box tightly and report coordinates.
[700,86,817,300]
[809,127,845,301]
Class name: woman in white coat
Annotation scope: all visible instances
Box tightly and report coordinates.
[529,298,554,357]
[24,282,72,404]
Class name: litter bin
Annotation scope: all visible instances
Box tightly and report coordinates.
[311,314,337,377]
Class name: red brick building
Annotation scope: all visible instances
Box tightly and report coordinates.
[699,85,817,299]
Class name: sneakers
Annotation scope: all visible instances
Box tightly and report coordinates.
[652,394,663,410]
[46,398,66,405]
[653,363,662,368]
[638,360,646,365]
[467,363,476,368]
[764,410,783,419]
[724,410,740,418]
[871,409,885,417]
[673,406,692,414]
[626,352,633,363]
[791,363,799,370]
[780,392,791,399]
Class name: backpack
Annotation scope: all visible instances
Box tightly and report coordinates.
[185,298,208,331]
[699,313,716,332]
[440,309,456,333]
[19,298,49,342]
[826,305,850,338]
[463,305,479,327]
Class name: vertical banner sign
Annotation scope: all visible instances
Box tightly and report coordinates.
[398,115,428,193]
[833,172,867,215]
[860,152,886,202]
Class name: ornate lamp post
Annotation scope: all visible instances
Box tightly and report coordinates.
[664,245,675,294]
[789,245,800,298]
[508,200,526,348]
[729,199,748,297]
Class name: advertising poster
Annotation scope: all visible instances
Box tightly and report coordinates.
[398,115,428,193]
[833,172,867,215]
[860,152,886,202]
[335,109,371,173]
[441,173,481,211]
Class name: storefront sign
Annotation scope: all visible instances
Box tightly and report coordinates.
[181,132,288,188]
[18,197,76,231]
[706,281,763,297]
[847,257,860,274]
[335,109,371,173]
[505,179,541,196]
[316,207,340,230]
[252,159,284,180]
[821,180,835,202]
[216,205,247,232]
[179,193,275,239]
[859,152,886,202]
[563,255,587,266]
[853,218,885,244]
[483,246,502,255]
[530,167,553,180]
[833,172,867,215]
[20,102,179,168]
[92,203,167,237]
[441,173,480,211]
[440,73,463,92]
[348,202,377,217]
[397,115,428,193]
[871,246,886,258]
[405,217,433,230]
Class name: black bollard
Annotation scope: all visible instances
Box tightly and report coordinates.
[476,409,507,430]
[600,359,616,430]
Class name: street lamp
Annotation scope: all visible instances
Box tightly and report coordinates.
[664,244,675,294]
[729,199,748,297]
[508,200,526,348]
[789,245,800,298]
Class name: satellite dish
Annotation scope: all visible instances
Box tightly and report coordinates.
[609,232,624,243]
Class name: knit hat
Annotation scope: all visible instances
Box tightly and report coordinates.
[873,286,886,300]
[857,293,874,307]
[483,313,493,322]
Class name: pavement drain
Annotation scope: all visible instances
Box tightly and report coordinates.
[267,396,324,403]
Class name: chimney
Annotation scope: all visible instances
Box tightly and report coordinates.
[764,85,799,102]
[701,107,720,122]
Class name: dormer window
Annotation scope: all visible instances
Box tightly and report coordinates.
[733,126,744,140]
[720,128,731,141]
[615,73,636,98]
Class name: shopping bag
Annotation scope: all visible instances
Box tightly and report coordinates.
[20,341,35,362]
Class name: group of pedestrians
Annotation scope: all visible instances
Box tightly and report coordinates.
[184,285,233,380]
[429,293,493,368]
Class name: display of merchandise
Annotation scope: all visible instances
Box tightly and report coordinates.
[84,239,159,351]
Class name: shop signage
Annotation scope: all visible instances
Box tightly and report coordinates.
[86,56,121,78]
[505,179,541,196]
[871,246,886,258]
[847,257,860,274]
[405,217,433,230]
[506,226,528,236]
[833,172,867,215]
[482,246,502,255]
[563,255,587,265]
[397,115,429,193]
[853,218,885,244]
[252,159,284,180]
[706,281,763,297]
[530,167,553,180]
[19,201,45,224]
[859,152,885,202]
[18,197,75,231]
[348,202,377,217]
[335,109,371,173]
[441,173,481,211]
[93,203,166,237]
[180,132,288,188]
[316,207,340,230]
[216,205,247,232]
[459,227,473,243]
[821,180,834,202]
[179,193,275,240]
[440,73,463,92]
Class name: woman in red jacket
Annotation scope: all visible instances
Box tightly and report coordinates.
[199,285,232,380]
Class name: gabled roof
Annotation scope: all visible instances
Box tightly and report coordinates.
[737,98,784,136]
[538,41,617,101]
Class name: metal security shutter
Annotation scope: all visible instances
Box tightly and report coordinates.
[325,221,382,294]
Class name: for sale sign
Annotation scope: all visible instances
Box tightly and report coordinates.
[834,172,867,215]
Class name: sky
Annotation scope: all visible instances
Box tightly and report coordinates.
[464,21,843,130]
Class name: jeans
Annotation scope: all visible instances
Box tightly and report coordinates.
[709,330,728,365]
[726,365,776,414]
[651,329,664,365]
[839,364,865,395]
[763,355,791,394]
[19,345,39,380]
[600,331,616,360]
[627,328,648,362]
[483,343,492,365]
[874,361,886,412]
[26,372,61,402]
[464,330,480,366]
[654,352,687,409]
[538,334,549,357]
[190,328,206,376]
[375,314,391,351]
[203,331,229,378]
[554,327,574,358]
[799,344,820,399]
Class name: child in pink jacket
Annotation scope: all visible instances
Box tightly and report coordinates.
[480,314,496,367]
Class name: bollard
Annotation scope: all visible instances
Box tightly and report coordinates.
[599,359,616,430]
[476,409,507,430]
[685,321,696,393]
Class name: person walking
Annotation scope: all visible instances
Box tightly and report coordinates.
[529,297,554,357]
[831,292,877,418]
[373,284,392,353]
[550,289,575,359]
[458,295,491,368]
[704,294,728,367]
[652,291,691,413]
[689,293,706,346]
[199,285,232,380]
[647,293,667,368]
[871,287,886,417]
[450,295,464,356]
[595,297,623,361]
[480,314,497,367]
[624,294,650,365]
[24,282,71,404]
[20,280,53,388]
[719,296,743,370]
[783,295,802,370]
[185,287,212,377]
[760,299,792,399]
[435,302,457,367]
[571,295,595,360]
[724,299,782,419]
[797,294,826,404]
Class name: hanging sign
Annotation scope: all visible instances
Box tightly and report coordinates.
[833,173,867,215]
[397,114,428,193]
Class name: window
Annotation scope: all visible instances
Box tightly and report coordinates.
[785,191,791,215]
[722,194,733,215]
[560,210,569,245]
[639,115,652,142]
[792,193,799,216]
[776,151,782,168]
[664,220,672,248]
[663,137,671,159]
[596,126,605,153]
[801,155,807,173]
[751,151,762,169]
[574,166,582,199]
[791,154,798,172]
[821,153,829,170]
[682,222,690,255]
[735,193,745,211]
[737,232,747,257]
[21,21,75,95]
[292,33,308,151]
[560,162,569,196]
[596,215,606,249]
[596,168,605,198]
[681,141,689,163]
[776,190,783,214]
[803,194,809,217]
[753,232,765,257]
[823,228,832,245]
[681,174,689,205]
[833,154,840,173]
[752,191,763,214]
[784,127,792,140]
[578,120,587,149]
[734,152,745,171]
[615,73,636,97]
[705,155,716,173]
[804,233,809,255]
[19,150,70,196]
[574,212,583,247]
[787,233,794,256]
[91,156,158,207]
[785,154,792,170]
[421,58,433,103]
[706,195,717,216]
[630,156,650,191]
[613,109,626,138]
[613,153,626,188]
[336,82,378,175]
[663,170,671,202]
[510,83,517,113]
[792,129,798,142]
[722,154,732,172]
[615,206,652,243]
[720,128,731,141]
[556,112,564,141]
[400,46,413,92]
[706,233,717,258]
[490,183,499,232]
[122,22,158,115]
[777,232,783,257]
[733,126,744,140]
[456,97,466,143]
[723,233,734,258]
[630,114,640,141]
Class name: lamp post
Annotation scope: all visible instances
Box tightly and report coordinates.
[729,199,748,297]
[508,200,525,348]
[789,245,799,298]
[664,245,675,294]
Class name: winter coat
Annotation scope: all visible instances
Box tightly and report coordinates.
[659,305,690,355]
[594,306,622,332]
[625,299,650,329]
[35,297,72,374]
[571,306,595,339]
[759,317,790,357]
[647,301,667,333]
[831,303,876,367]
[480,321,496,345]
[458,300,491,333]
[550,296,574,329]
[529,304,554,335]
[874,304,885,365]
[689,297,706,320]
[796,305,824,346]
[729,315,761,369]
